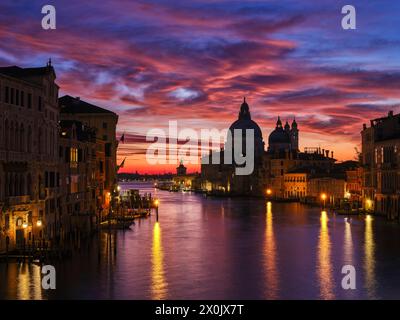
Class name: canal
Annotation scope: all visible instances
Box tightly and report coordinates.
[1,181,400,299]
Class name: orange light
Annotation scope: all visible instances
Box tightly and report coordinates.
[266,189,272,195]
[321,193,327,201]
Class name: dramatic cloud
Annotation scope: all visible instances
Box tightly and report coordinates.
[1,0,400,172]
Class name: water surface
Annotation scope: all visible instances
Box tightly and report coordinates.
[2,182,400,299]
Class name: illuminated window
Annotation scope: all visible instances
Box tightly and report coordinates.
[70,148,78,162]
[70,148,78,168]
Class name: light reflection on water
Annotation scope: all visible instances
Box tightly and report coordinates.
[1,182,400,300]
[264,201,279,299]
[317,211,334,300]
[364,215,377,299]
[151,222,167,299]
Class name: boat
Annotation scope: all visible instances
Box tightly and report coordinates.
[100,219,134,230]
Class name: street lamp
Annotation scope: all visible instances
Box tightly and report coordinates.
[321,193,327,208]
[22,222,28,229]
[36,219,42,227]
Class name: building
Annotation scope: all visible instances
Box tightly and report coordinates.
[361,111,400,218]
[201,98,336,197]
[176,160,187,176]
[58,120,97,239]
[172,161,199,191]
[283,170,308,199]
[59,95,118,220]
[201,98,265,195]
[0,62,60,252]
[307,176,346,207]
[265,116,336,198]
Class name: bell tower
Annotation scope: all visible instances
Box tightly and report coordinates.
[290,118,299,151]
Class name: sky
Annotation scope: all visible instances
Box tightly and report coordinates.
[1,0,400,173]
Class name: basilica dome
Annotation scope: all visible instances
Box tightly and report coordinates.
[227,98,265,159]
[229,99,263,139]
[268,117,292,152]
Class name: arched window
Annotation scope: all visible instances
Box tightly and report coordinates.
[38,128,42,154]
[4,119,8,150]
[20,123,25,152]
[10,121,14,151]
[14,122,19,151]
[20,174,25,196]
[27,173,32,199]
[27,125,32,153]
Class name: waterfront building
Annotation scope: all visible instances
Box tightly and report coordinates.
[283,170,308,199]
[361,111,400,218]
[59,96,118,220]
[201,99,265,195]
[176,160,187,176]
[201,99,336,197]
[343,161,362,205]
[172,160,199,191]
[58,120,97,238]
[0,62,60,252]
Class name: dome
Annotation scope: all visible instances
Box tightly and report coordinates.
[229,119,263,139]
[268,127,290,144]
[228,98,263,139]
[226,98,265,159]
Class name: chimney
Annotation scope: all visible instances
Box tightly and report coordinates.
[363,123,367,130]
[331,151,334,158]
[75,96,80,101]
[388,110,394,117]
[325,150,329,158]
[322,149,325,156]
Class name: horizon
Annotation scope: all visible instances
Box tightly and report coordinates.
[2,0,400,173]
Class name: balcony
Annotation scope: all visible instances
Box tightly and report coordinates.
[7,195,32,205]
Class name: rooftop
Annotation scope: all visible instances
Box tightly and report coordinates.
[59,95,117,116]
[0,64,56,84]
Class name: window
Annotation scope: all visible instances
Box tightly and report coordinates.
[50,172,55,188]
[5,214,10,230]
[105,143,111,157]
[16,89,19,105]
[5,86,9,103]
[103,135,108,141]
[103,122,108,129]
[38,96,42,111]
[20,91,24,106]
[45,171,49,188]
[28,93,32,108]
[10,88,14,104]
[69,148,78,162]
[70,175,79,193]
